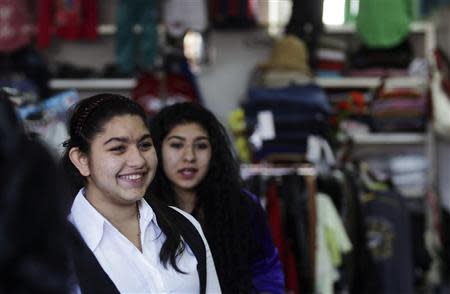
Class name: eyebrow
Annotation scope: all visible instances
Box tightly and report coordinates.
[104,134,152,145]
[166,135,209,141]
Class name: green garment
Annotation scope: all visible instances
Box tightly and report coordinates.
[356,0,414,48]
[316,193,352,294]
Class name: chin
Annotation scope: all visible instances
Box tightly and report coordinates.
[121,190,146,202]
[179,183,198,192]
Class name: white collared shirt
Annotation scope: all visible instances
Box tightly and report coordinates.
[69,189,221,294]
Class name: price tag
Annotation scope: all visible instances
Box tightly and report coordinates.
[257,111,276,140]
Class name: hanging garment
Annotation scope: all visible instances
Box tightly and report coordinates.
[343,168,379,294]
[242,190,285,294]
[37,0,98,48]
[132,55,202,117]
[356,0,413,48]
[265,180,300,294]
[115,0,158,73]
[210,0,256,29]
[285,0,324,67]
[361,190,415,294]
[0,0,33,53]
[315,193,352,294]
[280,174,313,293]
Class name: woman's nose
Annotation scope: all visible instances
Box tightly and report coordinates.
[128,147,146,166]
[183,146,195,162]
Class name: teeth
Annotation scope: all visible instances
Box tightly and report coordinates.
[121,174,142,180]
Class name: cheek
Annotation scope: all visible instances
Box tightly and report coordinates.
[144,149,158,167]
[91,154,121,176]
[161,150,177,174]
[200,151,212,167]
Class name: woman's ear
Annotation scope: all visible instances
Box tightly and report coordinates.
[68,147,90,177]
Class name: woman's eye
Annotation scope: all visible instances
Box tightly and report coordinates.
[140,141,153,150]
[110,146,126,152]
[170,143,183,149]
[196,143,210,150]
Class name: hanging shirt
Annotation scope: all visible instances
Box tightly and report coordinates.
[356,0,413,48]
[315,193,352,294]
[69,188,221,293]
[37,0,98,48]
[0,0,33,52]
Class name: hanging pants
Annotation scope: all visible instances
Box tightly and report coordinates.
[116,0,158,73]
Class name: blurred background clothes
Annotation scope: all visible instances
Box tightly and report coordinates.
[37,0,98,49]
[115,0,158,74]
[285,0,324,67]
[356,0,413,48]
[0,0,33,53]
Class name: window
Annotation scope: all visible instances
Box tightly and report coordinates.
[322,0,346,25]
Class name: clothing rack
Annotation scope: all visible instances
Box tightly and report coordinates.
[241,163,317,292]
[240,163,317,179]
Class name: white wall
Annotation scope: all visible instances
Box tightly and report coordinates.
[196,31,270,125]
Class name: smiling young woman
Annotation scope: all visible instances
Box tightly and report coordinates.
[61,94,220,293]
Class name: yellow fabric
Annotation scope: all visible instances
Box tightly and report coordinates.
[259,35,312,76]
[228,108,251,163]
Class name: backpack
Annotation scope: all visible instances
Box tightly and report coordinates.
[69,203,207,294]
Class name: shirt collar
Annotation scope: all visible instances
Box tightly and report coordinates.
[69,188,105,251]
[69,189,159,251]
[138,197,157,229]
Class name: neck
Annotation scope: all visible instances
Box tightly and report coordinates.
[84,188,139,226]
[84,188,142,251]
[174,187,197,214]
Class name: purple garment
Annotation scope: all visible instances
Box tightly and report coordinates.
[371,96,427,113]
[243,189,285,294]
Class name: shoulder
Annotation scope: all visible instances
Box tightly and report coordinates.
[241,189,265,216]
[242,188,259,203]
[168,206,211,250]
[169,206,204,235]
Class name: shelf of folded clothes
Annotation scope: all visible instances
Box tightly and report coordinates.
[49,78,137,90]
[315,76,427,89]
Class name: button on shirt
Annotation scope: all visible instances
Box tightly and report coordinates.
[69,189,221,293]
